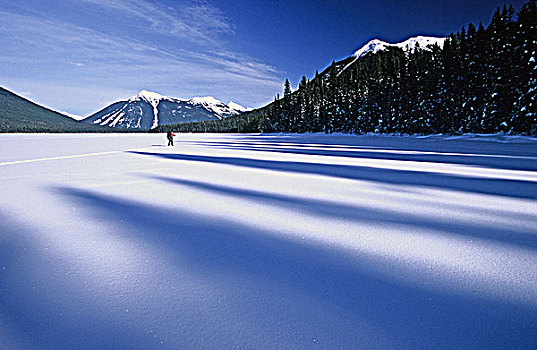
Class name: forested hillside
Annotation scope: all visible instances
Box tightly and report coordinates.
[163,1,536,135]
[0,87,108,133]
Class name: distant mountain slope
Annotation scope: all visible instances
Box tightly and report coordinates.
[0,87,106,133]
[82,90,249,130]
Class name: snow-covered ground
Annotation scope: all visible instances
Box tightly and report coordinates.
[1,133,536,349]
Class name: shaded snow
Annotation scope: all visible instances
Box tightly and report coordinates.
[1,133,536,349]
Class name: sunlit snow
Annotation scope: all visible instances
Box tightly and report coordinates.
[353,36,446,59]
[339,35,446,76]
[190,96,247,116]
[1,133,536,349]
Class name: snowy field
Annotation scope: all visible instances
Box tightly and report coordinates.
[1,132,537,349]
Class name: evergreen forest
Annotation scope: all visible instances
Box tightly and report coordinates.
[159,1,537,135]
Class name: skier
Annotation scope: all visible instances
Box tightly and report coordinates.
[167,130,176,146]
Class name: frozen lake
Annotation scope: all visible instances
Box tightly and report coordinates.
[1,133,537,349]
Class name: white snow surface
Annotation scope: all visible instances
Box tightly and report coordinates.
[1,133,537,349]
[189,96,223,105]
[227,101,251,112]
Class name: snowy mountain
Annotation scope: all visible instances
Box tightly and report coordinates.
[339,35,445,75]
[82,90,249,130]
[354,36,446,58]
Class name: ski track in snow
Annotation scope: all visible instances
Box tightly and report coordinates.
[1,133,537,349]
[0,147,155,166]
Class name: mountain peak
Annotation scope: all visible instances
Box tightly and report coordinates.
[190,96,223,106]
[353,35,445,59]
[228,101,250,112]
[189,96,249,116]
[353,39,390,58]
[131,90,170,104]
[337,35,446,77]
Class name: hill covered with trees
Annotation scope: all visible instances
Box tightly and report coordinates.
[0,87,110,133]
[161,0,536,135]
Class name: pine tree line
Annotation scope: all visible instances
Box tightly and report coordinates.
[168,0,537,135]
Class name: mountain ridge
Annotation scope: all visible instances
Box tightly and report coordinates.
[338,35,446,76]
[83,90,249,130]
[353,36,446,58]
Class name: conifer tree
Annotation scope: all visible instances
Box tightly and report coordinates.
[284,78,292,97]
[513,0,537,133]
[484,7,513,132]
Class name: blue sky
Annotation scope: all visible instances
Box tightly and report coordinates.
[0,0,525,116]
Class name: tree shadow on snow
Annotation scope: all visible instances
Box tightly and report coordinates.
[0,214,159,350]
[235,134,537,157]
[129,151,537,200]
[146,176,537,251]
[40,188,537,348]
[187,140,537,172]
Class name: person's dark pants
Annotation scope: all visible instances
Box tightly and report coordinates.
[168,138,174,146]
